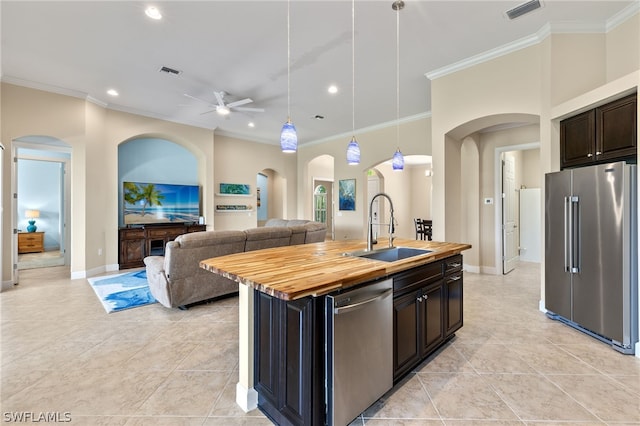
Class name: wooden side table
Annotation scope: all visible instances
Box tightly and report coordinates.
[18,232,45,254]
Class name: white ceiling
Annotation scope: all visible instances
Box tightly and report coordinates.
[1,1,636,146]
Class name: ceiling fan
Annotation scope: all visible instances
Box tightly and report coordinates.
[184,91,265,116]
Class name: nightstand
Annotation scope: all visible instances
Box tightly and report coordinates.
[18,232,45,254]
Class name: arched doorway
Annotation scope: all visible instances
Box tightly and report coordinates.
[308,155,334,239]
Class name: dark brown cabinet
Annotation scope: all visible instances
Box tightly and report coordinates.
[444,256,464,335]
[254,290,324,426]
[561,93,637,169]
[393,279,444,379]
[392,255,464,381]
[254,254,464,424]
[118,224,205,269]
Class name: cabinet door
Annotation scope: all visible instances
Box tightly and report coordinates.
[419,283,444,355]
[254,291,280,410]
[596,94,637,162]
[254,291,322,426]
[561,110,596,169]
[393,291,420,379]
[445,272,463,336]
[280,298,315,426]
[119,228,146,268]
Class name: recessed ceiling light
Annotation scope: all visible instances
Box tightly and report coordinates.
[248,122,255,128]
[328,85,338,94]
[107,89,119,97]
[145,6,162,20]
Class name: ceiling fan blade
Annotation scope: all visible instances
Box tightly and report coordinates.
[213,91,225,107]
[199,109,216,115]
[227,98,253,108]
[184,93,214,106]
[233,107,265,113]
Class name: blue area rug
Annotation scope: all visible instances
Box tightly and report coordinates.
[87,270,156,313]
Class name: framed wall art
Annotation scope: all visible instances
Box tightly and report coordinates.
[338,179,356,211]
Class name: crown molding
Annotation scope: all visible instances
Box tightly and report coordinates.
[1,75,90,100]
[304,111,432,148]
[426,5,639,81]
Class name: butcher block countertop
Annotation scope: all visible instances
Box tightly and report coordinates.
[200,238,471,300]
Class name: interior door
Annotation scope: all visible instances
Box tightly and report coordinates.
[502,155,518,274]
[11,144,19,284]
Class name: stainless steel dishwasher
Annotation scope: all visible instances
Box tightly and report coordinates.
[326,278,393,426]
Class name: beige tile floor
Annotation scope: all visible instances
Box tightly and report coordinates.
[1,262,639,425]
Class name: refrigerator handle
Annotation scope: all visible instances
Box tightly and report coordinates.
[564,196,570,272]
[569,195,580,273]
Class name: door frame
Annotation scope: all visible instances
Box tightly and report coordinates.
[312,178,334,240]
[494,142,539,275]
[13,140,72,278]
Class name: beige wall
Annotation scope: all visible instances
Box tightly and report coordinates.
[1,83,217,281]
[431,15,639,275]
[298,116,431,240]
[213,134,297,231]
[2,13,638,287]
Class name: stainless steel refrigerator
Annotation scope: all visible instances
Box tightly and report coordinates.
[545,161,638,354]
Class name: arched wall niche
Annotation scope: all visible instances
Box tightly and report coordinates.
[117,136,200,227]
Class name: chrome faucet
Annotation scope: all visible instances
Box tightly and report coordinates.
[367,192,395,251]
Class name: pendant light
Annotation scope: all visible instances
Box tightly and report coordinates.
[346,0,360,165]
[392,0,404,171]
[280,0,298,153]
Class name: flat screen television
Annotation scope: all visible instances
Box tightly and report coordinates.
[123,181,200,226]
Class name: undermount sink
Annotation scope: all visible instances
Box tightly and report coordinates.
[345,246,432,262]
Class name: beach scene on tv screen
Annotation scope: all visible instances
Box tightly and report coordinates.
[123,182,200,225]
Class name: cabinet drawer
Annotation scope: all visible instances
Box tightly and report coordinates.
[393,262,443,296]
[444,255,462,275]
[120,228,144,239]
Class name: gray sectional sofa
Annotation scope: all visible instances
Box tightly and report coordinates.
[144,219,327,309]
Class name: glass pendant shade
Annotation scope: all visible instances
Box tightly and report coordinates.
[280,119,298,153]
[346,137,360,165]
[392,148,404,171]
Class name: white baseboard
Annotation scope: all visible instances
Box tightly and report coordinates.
[236,382,258,413]
[480,265,499,275]
[463,263,480,274]
[1,279,16,291]
[71,263,119,280]
[539,299,546,313]
[635,341,640,358]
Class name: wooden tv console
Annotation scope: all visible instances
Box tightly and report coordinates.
[118,224,206,269]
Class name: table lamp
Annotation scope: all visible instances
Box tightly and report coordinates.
[25,210,40,232]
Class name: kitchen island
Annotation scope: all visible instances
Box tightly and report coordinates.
[201,238,470,425]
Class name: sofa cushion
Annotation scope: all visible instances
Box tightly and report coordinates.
[286,219,310,226]
[167,230,247,280]
[288,224,308,245]
[304,221,327,243]
[264,218,290,227]
[175,230,246,248]
[244,227,292,251]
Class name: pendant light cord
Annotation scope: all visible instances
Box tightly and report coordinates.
[287,0,291,121]
[396,4,400,147]
[352,0,355,135]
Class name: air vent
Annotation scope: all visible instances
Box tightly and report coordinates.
[506,0,541,20]
[158,66,182,76]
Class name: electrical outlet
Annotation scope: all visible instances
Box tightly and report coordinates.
[98,248,103,256]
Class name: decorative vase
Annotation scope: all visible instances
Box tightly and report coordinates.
[27,220,37,233]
